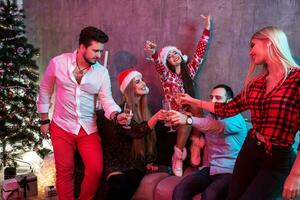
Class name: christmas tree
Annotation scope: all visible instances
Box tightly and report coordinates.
[0,0,51,168]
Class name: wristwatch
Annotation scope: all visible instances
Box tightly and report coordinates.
[186,116,193,125]
[113,112,120,124]
[40,119,50,125]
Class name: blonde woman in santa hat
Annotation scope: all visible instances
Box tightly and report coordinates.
[144,15,211,176]
[102,68,164,200]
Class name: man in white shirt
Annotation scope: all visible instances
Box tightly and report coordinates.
[36,26,121,200]
[169,84,247,200]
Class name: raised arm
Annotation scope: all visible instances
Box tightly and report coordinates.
[187,15,211,79]
[144,41,168,79]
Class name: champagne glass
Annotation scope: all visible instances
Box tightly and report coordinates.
[144,41,155,61]
[123,103,133,129]
[144,49,154,61]
[172,86,183,112]
[162,99,176,132]
[95,96,102,110]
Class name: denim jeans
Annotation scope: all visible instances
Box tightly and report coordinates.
[226,134,296,200]
[173,167,232,200]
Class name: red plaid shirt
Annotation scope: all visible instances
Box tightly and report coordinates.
[215,68,300,152]
[153,29,210,111]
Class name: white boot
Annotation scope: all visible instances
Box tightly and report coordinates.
[172,146,187,176]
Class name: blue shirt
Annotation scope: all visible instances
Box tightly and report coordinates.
[192,114,247,175]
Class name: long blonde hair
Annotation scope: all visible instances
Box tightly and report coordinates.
[243,26,299,94]
[123,79,156,160]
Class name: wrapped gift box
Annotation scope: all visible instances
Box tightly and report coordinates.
[45,185,57,197]
[1,178,21,200]
[15,173,38,198]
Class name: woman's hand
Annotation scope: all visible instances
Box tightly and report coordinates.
[116,113,127,125]
[179,93,197,106]
[282,173,300,200]
[201,14,211,30]
[155,109,166,121]
[148,109,166,129]
[146,163,159,172]
[168,110,188,126]
[144,41,157,55]
[40,124,50,139]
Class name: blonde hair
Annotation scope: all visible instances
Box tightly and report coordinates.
[243,26,299,94]
[123,79,156,160]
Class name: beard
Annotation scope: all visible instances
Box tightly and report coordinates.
[83,53,96,65]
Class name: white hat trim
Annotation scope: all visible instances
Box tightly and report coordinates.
[159,46,188,67]
[120,71,142,93]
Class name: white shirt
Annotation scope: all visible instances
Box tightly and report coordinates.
[36,50,121,135]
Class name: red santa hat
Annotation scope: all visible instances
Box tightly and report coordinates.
[118,68,142,93]
[158,46,188,67]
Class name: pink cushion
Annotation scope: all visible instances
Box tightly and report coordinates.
[132,172,169,200]
[193,193,202,200]
[154,176,185,200]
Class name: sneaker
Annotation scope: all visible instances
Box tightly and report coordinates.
[190,136,205,167]
[172,146,187,176]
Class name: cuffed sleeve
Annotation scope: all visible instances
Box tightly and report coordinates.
[36,59,56,113]
[98,69,121,119]
[202,29,210,39]
[153,52,168,81]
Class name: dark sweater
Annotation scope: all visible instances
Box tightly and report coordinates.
[97,110,155,179]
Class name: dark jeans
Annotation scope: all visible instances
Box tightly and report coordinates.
[227,134,296,200]
[106,169,144,200]
[173,167,232,200]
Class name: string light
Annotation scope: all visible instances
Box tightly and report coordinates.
[35,154,56,198]
[0,0,53,192]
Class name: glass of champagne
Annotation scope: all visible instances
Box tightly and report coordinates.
[144,41,155,61]
[123,103,133,129]
[144,49,154,61]
[172,86,183,112]
[162,99,176,132]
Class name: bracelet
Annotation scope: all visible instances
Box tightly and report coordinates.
[113,112,120,124]
[40,119,50,125]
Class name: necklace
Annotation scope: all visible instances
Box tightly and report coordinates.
[77,64,90,75]
[74,63,90,84]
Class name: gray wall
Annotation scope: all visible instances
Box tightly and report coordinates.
[24,0,300,113]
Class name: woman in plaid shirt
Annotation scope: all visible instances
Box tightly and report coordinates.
[179,26,300,200]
